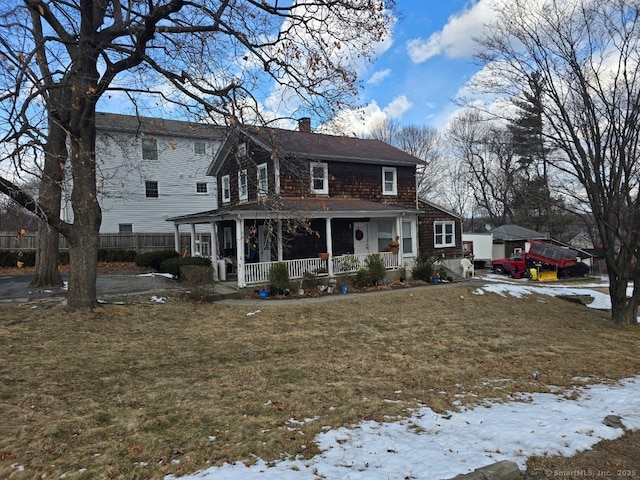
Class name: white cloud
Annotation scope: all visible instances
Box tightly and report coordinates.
[407,0,497,63]
[384,95,412,118]
[320,95,412,137]
[367,68,392,85]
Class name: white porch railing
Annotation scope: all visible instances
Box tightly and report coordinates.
[243,252,400,286]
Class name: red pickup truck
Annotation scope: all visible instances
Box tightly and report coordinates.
[491,241,584,278]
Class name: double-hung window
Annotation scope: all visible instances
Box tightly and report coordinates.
[142,137,158,160]
[434,221,455,248]
[145,180,158,198]
[257,163,268,197]
[402,221,413,254]
[221,175,231,203]
[382,167,397,195]
[194,141,206,155]
[238,169,248,201]
[310,162,328,194]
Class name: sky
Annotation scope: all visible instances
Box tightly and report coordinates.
[338,0,494,135]
[153,275,640,480]
[92,1,494,136]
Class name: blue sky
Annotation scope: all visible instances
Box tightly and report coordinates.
[346,0,495,133]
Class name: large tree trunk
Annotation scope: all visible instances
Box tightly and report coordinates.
[31,223,63,287]
[65,102,101,310]
[31,118,67,288]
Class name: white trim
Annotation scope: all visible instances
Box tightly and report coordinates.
[238,169,248,201]
[221,175,231,203]
[257,162,268,197]
[382,167,397,195]
[310,161,329,194]
[434,220,455,248]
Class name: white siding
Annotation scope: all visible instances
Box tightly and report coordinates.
[68,129,222,233]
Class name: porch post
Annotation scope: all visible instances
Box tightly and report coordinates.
[235,217,246,287]
[210,221,219,281]
[173,224,180,254]
[396,216,403,257]
[277,219,283,261]
[325,217,334,277]
[190,223,197,256]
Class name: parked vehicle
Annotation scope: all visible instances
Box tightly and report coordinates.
[491,241,580,279]
[462,233,493,269]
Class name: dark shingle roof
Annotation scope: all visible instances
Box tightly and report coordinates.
[244,126,425,166]
[96,112,225,139]
[491,224,548,242]
[167,197,418,223]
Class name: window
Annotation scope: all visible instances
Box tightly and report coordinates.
[119,223,133,233]
[221,175,231,203]
[196,182,208,194]
[382,167,397,195]
[145,180,158,198]
[142,137,158,160]
[257,163,268,197]
[310,161,328,194]
[377,221,393,252]
[434,221,455,248]
[402,221,413,254]
[238,169,248,201]
[194,141,206,155]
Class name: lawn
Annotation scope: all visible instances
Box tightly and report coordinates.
[1,280,639,479]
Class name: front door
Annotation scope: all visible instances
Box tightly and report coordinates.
[353,222,370,255]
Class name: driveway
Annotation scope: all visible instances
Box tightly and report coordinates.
[0,273,184,304]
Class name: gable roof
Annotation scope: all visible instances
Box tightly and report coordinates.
[491,224,548,242]
[96,112,226,140]
[208,125,425,175]
[418,198,463,220]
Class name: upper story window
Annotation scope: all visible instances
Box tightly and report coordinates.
[196,182,208,194]
[142,137,158,160]
[382,167,397,195]
[238,169,248,201]
[145,180,158,198]
[434,220,455,248]
[310,161,328,194]
[221,175,231,203]
[194,141,206,155]
[257,163,268,197]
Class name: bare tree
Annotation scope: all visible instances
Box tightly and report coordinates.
[367,118,446,201]
[473,0,640,324]
[0,0,394,310]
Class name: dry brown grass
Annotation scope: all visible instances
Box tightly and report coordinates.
[1,282,639,479]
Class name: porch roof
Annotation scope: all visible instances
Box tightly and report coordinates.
[167,197,420,225]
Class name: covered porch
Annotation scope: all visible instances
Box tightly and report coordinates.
[168,197,419,288]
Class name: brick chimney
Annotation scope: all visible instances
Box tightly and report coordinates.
[298,117,311,133]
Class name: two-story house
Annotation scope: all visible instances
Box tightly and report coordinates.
[168,118,462,286]
[65,113,226,246]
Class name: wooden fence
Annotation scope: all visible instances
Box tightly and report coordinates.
[0,232,192,254]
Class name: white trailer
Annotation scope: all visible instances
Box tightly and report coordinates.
[462,233,494,269]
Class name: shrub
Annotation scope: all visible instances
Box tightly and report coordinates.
[412,255,435,282]
[0,250,36,268]
[353,254,386,288]
[365,254,386,285]
[354,268,373,288]
[269,261,290,292]
[98,249,138,263]
[159,256,211,278]
[135,250,180,271]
